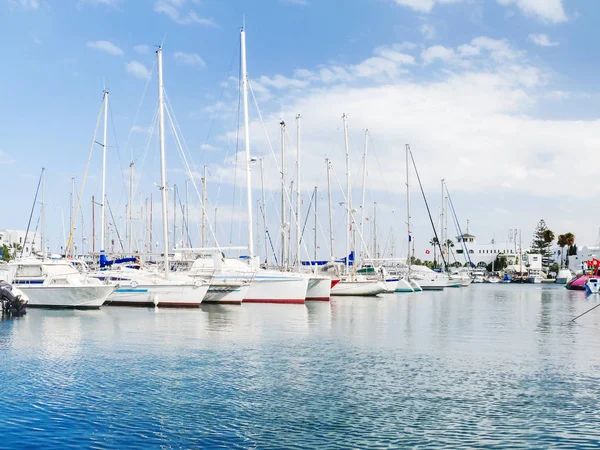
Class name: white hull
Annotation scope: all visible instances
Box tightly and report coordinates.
[203,282,250,304]
[382,279,399,293]
[417,278,446,291]
[586,279,600,294]
[528,276,542,284]
[409,279,422,292]
[459,278,472,287]
[21,285,115,308]
[244,274,309,304]
[107,283,209,307]
[331,280,386,296]
[395,279,414,292]
[306,277,331,301]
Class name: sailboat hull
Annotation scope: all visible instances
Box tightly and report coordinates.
[395,279,414,292]
[331,280,386,296]
[106,284,209,307]
[382,278,399,293]
[306,277,331,301]
[243,276,308,304]
[22,285,115,309]
[202,283,250,305]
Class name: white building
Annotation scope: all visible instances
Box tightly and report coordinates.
[0,229,42,258]
[553,245,600,273]
[453,233,524,267]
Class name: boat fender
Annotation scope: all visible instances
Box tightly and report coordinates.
[130,280,139,288]
[194,279,203,287]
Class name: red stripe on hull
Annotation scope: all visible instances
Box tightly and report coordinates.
[243,298,305,304]
[306,297,330,301]
[202,300,242,305]
[330,279,340,288]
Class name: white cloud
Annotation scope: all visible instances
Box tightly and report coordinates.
[8,0,39,10]
[134,44,151,54]
[200,143,218,151]
[174,51,206,68]
[421,45,456,64]
[528,33,559,47]
[421,37,519,65]
[419,23,436,40]
[125,61,151,80]
[258,75,309,90]
[87,40,124,56]
[78,0,121,7]
[393,0,465,13]
[496,0,567,23]
[153,0,217,26]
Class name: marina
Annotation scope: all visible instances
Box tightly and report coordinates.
[2,284,600,448]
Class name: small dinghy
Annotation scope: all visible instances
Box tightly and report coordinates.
[585,278,600,295]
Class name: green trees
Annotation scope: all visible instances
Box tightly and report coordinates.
[531,219,554,269]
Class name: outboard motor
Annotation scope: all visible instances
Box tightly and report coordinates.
[0,282,27,316]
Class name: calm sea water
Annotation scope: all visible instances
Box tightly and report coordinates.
[2,284,600,448]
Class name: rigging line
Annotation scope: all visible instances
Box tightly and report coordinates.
[21,169,43,258]
[247,83,316,265]
[108,94,129,201]
[258,203,278,266]
[571,302,600,322]
[201,34,240,163]
[446,184,474,267]
[408,149,448,271]
[132,105,159,197]
[66,100,104,255]
[230,100,241,246]
[293,189,315,266]
[330,159,372,263]
[122,59,157,163]
[367,133,394,207]
[105,197,125,252]
[163,104,220,248]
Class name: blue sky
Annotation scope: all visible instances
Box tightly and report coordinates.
[1,0,597,261]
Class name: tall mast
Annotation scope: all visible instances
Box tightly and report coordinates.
[129,160,134,253]
[342,113,350,273]
[240,27,254,259]
[101,90,108,252]
[314,185,318,262]
[41,167,45,256]
[260,157,268,264]
[173,184,177,249]
[406,144,411,269]
[157,46,169,277]
[185,179,189,247]
[326,158,334,261]
[440,178,445,268]
[373,201,378,259]
[280,120,287,270]
[91,195,95,254]
[149,193,153,258]
[360,129,368,262]
[295,114,302,270]
[202,165,207,247]
[70,176,75,256]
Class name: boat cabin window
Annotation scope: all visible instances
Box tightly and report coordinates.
[16,265,43,277]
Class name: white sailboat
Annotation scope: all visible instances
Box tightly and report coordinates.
[330,115,385,297]
[93,47,209,307]
[404,144,423,293]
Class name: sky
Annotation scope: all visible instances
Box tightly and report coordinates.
[0,0,598,262]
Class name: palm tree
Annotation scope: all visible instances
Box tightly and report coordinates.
[542,229,555,245]
[557,234,567,268]
[430,237,438,267]
[564,232,575,267]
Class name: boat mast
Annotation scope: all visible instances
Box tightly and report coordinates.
[440,178,445,269]
[70,176,75,256]
[157,46,169,278]
[342,113,351,273]
[360,129,368,262]
[41,167,45,256]
[326,158,334,261]
[240,27,254,260]
[259,158,268,264]
[373,201,378,259]
[129,160,134,253]
[406,144,411,270]
[92,195,95,254]
[280,120,287,270]
[295,114,301,270]
[202,165,207,247]
[101,90,108,253]
[185,179,189,247]
[173,184,177,249]
[314,185,318,262]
